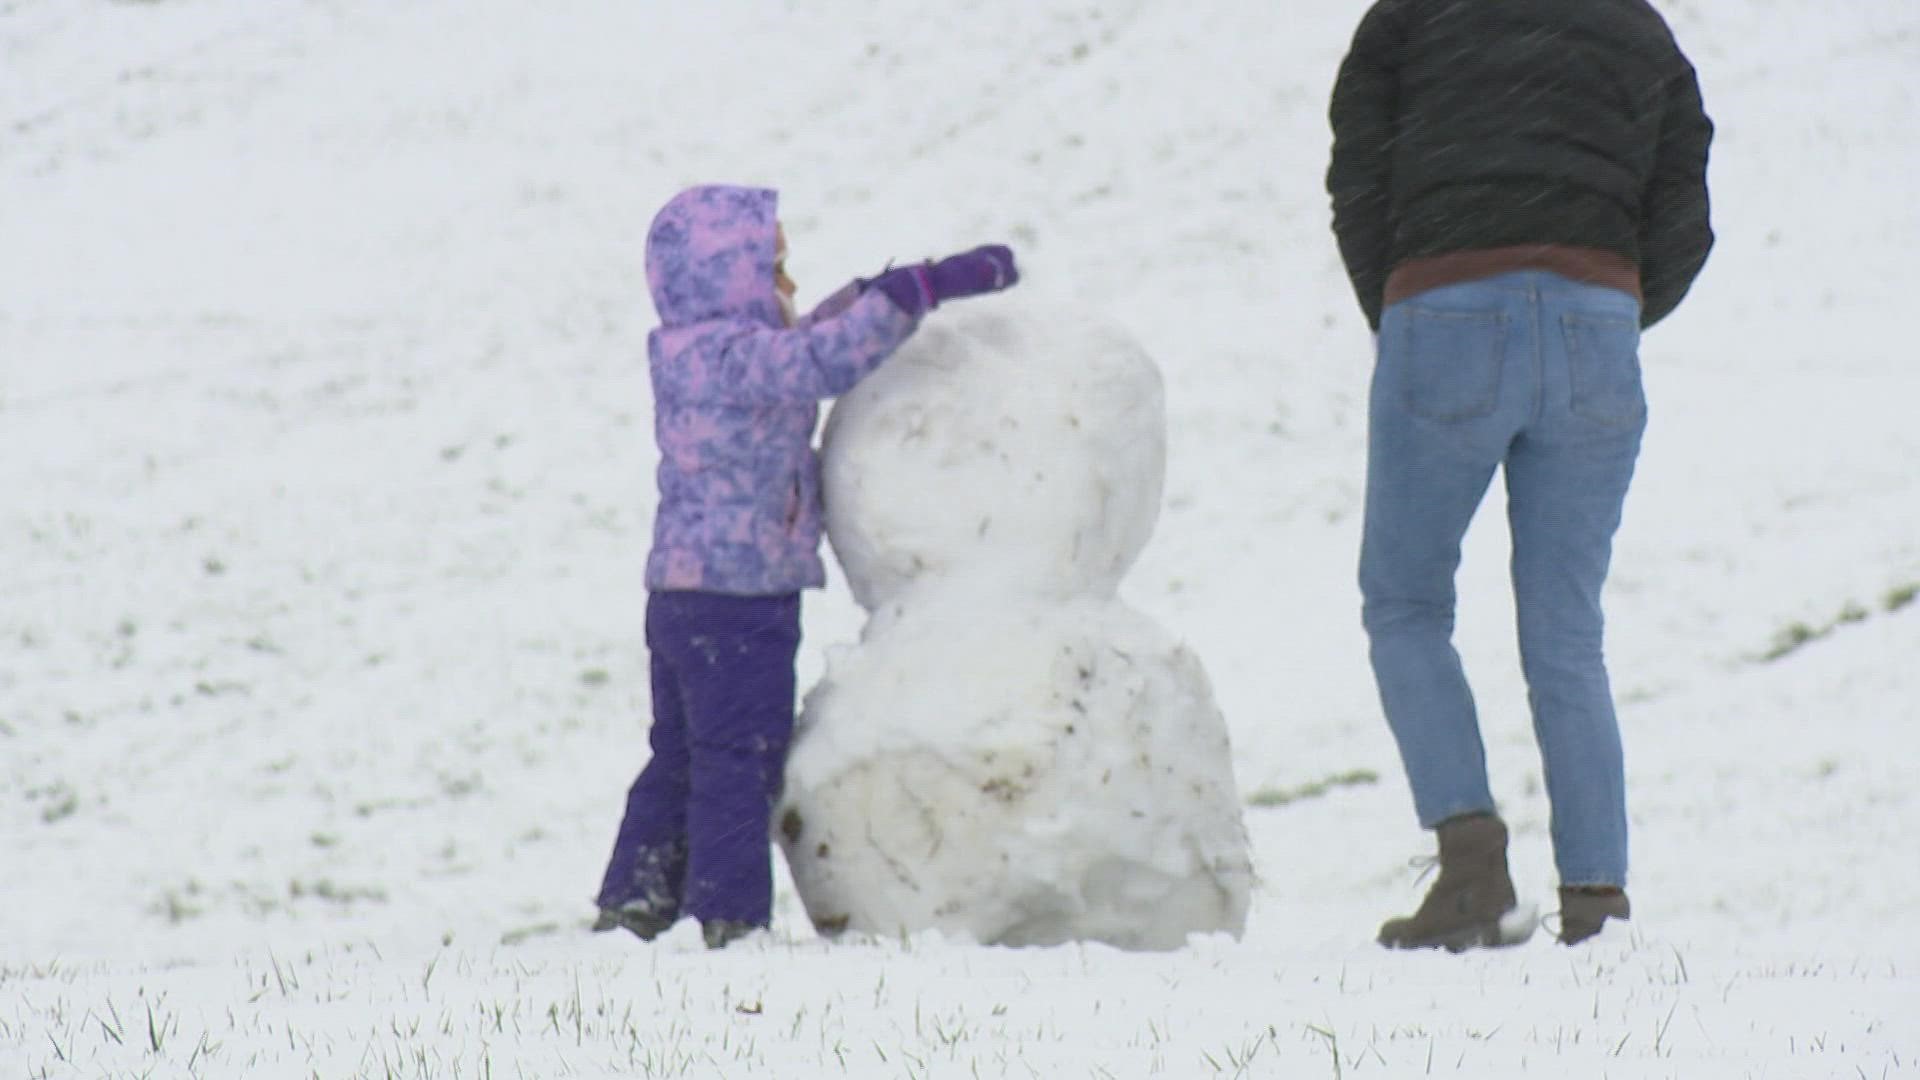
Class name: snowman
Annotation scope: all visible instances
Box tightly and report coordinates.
[774,300,1253,951]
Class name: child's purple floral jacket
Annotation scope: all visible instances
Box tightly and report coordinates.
[643,185,918,595]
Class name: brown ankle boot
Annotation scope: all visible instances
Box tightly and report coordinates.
[1556,886,1630,945]
[1378,813,1534,952]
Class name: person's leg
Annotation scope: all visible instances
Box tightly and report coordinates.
[1365,276,1541,950]
[595,595,695,924]
[1361,279,1531,829]
[1506,278,1646,894]
[676,593,803,931]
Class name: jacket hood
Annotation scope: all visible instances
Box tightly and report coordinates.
[645,185,783,329]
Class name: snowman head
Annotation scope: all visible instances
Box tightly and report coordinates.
[821,302,1166,611]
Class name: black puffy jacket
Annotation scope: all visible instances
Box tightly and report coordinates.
[1327,0,1714,329]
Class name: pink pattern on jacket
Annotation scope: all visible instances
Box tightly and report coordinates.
[643,185,918,594]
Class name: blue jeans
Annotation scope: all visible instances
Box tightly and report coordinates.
[1360,271,1644,887]
[597,591,802,924]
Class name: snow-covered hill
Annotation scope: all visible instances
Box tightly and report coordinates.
[3,1,1916,1075]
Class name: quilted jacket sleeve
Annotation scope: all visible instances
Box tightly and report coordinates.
[654,287,920,407]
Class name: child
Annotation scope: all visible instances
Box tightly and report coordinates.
[594,184,1018,948]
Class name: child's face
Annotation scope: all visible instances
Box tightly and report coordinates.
[774,224,797,326]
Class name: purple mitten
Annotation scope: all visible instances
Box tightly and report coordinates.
[926,245,1019,304]
[866,264,936,318]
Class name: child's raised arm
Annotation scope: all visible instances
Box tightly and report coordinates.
[656,246,1018,408]
[655,286,919,407]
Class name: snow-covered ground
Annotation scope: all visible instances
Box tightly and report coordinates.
[3,0,1917,1075]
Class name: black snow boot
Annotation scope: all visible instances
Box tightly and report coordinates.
[701,919,761,950]
[1555,886,1631,945]
[592,901,676,943]
[1378,813,1534,952]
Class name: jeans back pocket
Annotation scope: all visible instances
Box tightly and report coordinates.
[1561,313,1645,427]
[1398,306,1508,423]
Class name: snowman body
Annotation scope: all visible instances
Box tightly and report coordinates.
[776,303,1252,951]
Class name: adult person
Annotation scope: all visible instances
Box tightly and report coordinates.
[1326,0,1714,950]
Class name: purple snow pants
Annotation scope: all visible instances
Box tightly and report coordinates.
[596,590,802,926]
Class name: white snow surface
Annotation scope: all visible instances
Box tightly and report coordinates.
[784,309,1249,950]
[4,1,1919,1077]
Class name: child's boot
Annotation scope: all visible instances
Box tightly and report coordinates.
[1378,813,1534,951]
[701,919,761,950]
[592,899,677,942]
